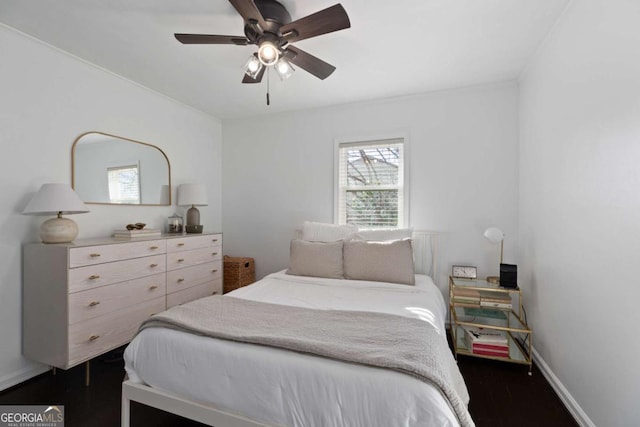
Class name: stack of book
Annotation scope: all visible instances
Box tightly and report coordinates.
[479,291,512,309]
[452,287,480,305]
[113,228,162,239]
[463,326,509,358]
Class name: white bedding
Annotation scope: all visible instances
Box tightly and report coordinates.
[124,271,460,427]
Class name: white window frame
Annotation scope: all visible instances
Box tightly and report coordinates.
[333,132,410,228]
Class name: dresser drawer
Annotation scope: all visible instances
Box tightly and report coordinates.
[69,240,166,268]
[68,254,166,293]
[166,261,222,294]
[166,246,222,271]
[166,279,222,309]
[68,272,166,324]
[68,296,165,367]
[166,234,222,253]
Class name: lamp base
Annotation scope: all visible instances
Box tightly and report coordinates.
[486,276,500,284]
[40,216,79,243]
[185,225,203,234]
[186,206,200,227]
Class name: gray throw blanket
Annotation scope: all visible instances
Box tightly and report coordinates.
[138,295,474,427]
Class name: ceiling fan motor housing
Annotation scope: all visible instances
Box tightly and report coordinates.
[244,0,291,44]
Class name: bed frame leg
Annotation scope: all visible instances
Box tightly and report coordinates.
[121,388,130,427]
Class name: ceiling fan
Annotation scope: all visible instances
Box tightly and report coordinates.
[175,0,351,85]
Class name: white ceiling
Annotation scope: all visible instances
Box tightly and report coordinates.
[0,0,569,119]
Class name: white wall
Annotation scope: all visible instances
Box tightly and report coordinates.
[0,25,222,390]
[222,83,519,294]
[519,1,640,426]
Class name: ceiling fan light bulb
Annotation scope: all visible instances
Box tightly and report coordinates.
[243,55,263,79]
[258,42,279,66]
[275,58,294,80]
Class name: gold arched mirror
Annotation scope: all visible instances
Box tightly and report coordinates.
[72,132,171,205]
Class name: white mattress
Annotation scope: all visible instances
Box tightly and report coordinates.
[124,271,460,427]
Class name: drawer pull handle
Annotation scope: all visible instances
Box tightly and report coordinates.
[149,285,158,290]
[212,291,219,295]
[89,301,100,307]
[211,269,218,273]
[90,253,101,258]
[89,275,100,280]
[177,278,185,283]
[177,243,185,247]
[150,263,158,268]
[89,335,100,341]
[212,239,218,242]
[149,246,159,250]
[211,252,218,256]
[177,258,184,263]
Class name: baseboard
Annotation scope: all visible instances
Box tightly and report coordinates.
[0,364,49,392]
[531,348,595,427]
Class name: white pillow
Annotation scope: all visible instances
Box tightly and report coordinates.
[353,228,413,241]
[301,221,357,242]
[343,238,415,285]
[286,239,344,279]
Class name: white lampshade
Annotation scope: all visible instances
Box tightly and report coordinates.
[177,184,208,207]
[483,227,505,283]
[23,183,89,243]
[23,183,89,215]
[483,227,504,244]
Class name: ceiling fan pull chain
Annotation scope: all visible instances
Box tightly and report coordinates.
[266,66,271,106]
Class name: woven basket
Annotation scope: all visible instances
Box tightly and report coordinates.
[223,256,255,293]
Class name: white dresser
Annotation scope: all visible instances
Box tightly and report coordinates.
[23,232,222,370]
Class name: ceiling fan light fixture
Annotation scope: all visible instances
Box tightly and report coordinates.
[275,57,295,80]
[175,0,351,86]
[258,41,279,66]
[243,55,263,79]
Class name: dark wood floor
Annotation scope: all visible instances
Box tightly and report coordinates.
[0,346,578,427]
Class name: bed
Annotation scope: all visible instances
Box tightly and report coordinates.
[122,229,473,427]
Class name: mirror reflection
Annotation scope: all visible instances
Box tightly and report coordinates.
[72,132,171,205]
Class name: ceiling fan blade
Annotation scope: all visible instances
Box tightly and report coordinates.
[242,66,266,84]
[175,34,248,45]
[229,0,268,32]
[280,4,350,43]
[284,46,336,80]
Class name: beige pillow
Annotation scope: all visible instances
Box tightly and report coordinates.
[343,239,415,285]
[287,239,344,279]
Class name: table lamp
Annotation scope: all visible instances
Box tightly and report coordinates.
[23,183,89,243]
[177,183,207,234]
[483,227,504,284]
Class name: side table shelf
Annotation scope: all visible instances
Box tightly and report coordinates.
[449,276,533,374]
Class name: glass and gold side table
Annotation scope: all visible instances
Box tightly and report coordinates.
[449,276,533,375]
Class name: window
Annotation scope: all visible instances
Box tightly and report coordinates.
[336,138,407,227]
[108,164,141,204]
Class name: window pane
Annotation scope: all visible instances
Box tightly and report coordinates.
[346,189,398,227]
[346,147,399,188]
[108,165,140,204]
